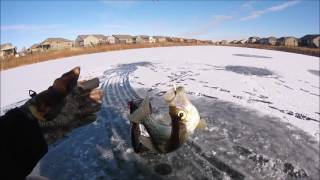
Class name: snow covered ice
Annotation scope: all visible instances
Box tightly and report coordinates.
[1,46,319,179]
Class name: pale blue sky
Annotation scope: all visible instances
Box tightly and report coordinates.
[1,0,319,50]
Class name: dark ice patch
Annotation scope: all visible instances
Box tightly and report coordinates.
[186,91,218,99]
[190,98,319,180]
[283,162,308,178]
[243,91,256,96]
[233,95,243,99]
[154,163,172,175]
[300,88,309,93]
[233,54,272,59]
[233,145,253,156]
[117,61,154,69]
[268,106,319,122]
[203,94,218,99]
[152,83,161,87]
[233,146,308,178]
[225,66,274,77]
[308,70,320,77]
[219,88,230,93]
[199,80,208,84]
[210,86,219,89]
[258,95,268,99]
[250,99,273,104]
[283,85,294,90]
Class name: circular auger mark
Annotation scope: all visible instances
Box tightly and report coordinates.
[153,163,173,176]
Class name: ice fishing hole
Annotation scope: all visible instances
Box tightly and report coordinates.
[154,163,172,175]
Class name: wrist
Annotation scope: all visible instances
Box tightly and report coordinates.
[28,105,47,122]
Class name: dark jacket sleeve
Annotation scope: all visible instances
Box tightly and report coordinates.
[0,107,48,180]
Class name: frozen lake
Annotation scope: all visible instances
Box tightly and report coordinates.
[1,46,319,179]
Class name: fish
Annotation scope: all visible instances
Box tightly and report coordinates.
[128,86,206,153]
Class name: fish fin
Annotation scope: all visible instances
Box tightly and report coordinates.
[131,123,141,152]
[129,96,151,123]
[196,119,207,130]
[139,135,159,153]
[164,87,176,103]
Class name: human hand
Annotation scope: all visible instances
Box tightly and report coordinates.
[24,67,80,122]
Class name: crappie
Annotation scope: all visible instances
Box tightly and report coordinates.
[128,86,206,153]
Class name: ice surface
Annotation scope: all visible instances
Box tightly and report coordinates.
[0,46,319,179]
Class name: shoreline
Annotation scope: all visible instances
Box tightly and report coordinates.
[1,43,319,71]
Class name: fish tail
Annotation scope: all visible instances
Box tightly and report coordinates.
[129,96,151,123]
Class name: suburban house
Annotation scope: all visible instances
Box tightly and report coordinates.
[75,35,107,47]
[185,39,197,43]
[219,40,228,45]
[276,37,299,47]
[153,36,168,43]
[178,38,185,43]
[259,37,277,45]
[230,40,238,44]
[112,35,133,44]
[185,39,192,43]
[167,37,174,42]
[237,39,247,44]
[182,38,188,43]
[106,36,116,44]
[27,44,42,53]
[299,34,320,48]
[149,36,156,43]
[247,37,260,44]
[171,37,182,43]
[41,38,73,50]
[204,40,213,44]
[134,35,150,44]
[212,41,219,45]
[0,43,17,58]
